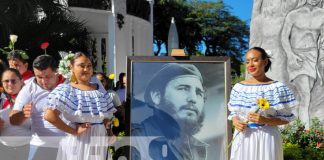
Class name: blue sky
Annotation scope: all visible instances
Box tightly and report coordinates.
[155,0,253,54]
[222,0,253,22]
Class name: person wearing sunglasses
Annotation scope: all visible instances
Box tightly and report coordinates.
[0,68,31,159]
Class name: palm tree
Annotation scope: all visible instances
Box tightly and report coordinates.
[0,0,90,62]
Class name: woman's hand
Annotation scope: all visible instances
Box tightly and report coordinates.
[248,112,290,126]
[248,112,268,124]
[44,109,91,135]
[232,117,247,132]
[75,123,91,136]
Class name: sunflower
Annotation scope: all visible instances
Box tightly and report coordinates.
[256,98,270,110]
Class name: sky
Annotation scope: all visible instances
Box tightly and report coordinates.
[155,0,254,54]
[222,0,253,22]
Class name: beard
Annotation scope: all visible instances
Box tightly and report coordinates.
[158,98,205,135]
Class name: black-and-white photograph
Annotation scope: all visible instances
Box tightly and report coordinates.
[128,56,231,160]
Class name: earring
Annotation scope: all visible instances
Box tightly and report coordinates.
[71,72,78,84]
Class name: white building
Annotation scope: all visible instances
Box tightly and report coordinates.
[65,0,154,75]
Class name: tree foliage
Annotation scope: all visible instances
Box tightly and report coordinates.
[0,0,90,63]
[154,0,201,55]
[127,0,150,21]
[154,0,249,75]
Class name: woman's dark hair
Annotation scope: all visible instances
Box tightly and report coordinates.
[1,68,22,81]
[33,55,58,71]
[70,52,93,65]
[7,51,28,64]
[119,72,126,83]
[0,60,8,81]
[96,72,110,90]
[249,47,272,72]
[115,72,126,90]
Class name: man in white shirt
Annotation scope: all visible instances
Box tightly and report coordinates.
[10,54,109,160]
[10,55,66,160]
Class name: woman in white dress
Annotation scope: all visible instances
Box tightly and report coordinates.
[228,47,298,160]
[0,68,31,159]
[44,52,116,160]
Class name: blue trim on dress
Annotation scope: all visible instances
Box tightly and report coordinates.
[231,86,292,96]
[76,122,103,125]
[229,98,296,108]
[277,114,294,117]
[238,81,278,86]
[247,123,265,128]
[230,94,295,104]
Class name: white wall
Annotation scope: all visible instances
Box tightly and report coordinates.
[69,7,153,76]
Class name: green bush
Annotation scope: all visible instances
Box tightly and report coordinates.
[283,143,303,160]
[281,118,324,160]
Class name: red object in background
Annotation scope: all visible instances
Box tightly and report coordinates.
[40,42,49,49]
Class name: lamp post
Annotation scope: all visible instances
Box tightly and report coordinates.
[147,0,154,54]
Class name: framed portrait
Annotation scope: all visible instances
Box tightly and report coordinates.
[126,56,231,160]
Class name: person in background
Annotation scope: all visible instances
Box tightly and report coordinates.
[96,72,126,140]
[228,47,297,160]
[96,72,121,108]
[0,68,31,160]
[7,51,34,84]
[115,72,126,103]
[44,52,116,160]
[10,55,65,160]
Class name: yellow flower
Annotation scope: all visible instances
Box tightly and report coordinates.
[256,98,270,110]
[108,73,115,80]
[113,118,119,127]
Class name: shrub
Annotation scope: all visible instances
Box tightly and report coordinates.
[281,118,324,160]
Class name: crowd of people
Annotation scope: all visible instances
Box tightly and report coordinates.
[0,33,299,160]
[0,48,127,160]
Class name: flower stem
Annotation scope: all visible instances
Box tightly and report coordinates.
[226,131,240,155]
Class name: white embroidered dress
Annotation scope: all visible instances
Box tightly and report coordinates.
[47,84,116,160]
[228,81,297,160]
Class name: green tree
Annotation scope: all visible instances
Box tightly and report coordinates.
[0,0,90,62]
[191,1,249,76]
[154,0,249,75]
[154,0,201,55]
[127,0,150,21]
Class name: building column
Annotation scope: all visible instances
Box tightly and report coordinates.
[108,0,118,77]
[147,0,154,54]
[95,36,103,72]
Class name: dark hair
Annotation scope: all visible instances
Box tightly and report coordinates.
[249,47,272,72]
[119,72,126,82]
[70,52,92,65]
[2,68,22,80]
[96,72,110,90]
[33,55,58,71]
[7,51,28,64]
[115,72,126,90]
[0,60,7,81]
